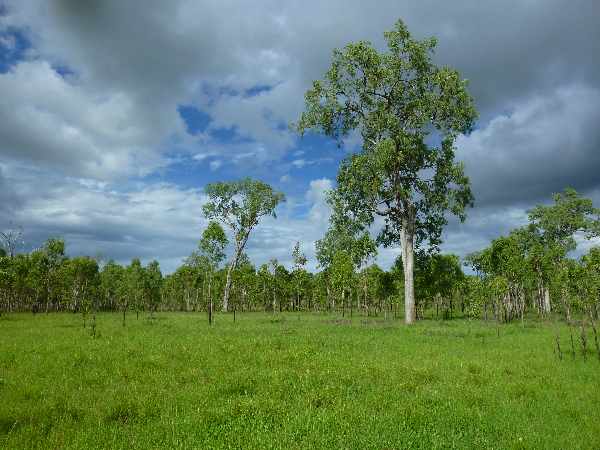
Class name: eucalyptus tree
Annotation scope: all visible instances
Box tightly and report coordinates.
[9,254,30,310]
[268,258,280,311]
[330,250,354,315]
[27,249,48,313]
[162,270,188,312]
[145,260,162,318]
[100,260,125,312]
[582,247,600,317]
[296,19,477,324]
[463,275,488,320]
[507,225,553,316]
[126,258,145,319]
[271,261,291,312]
[197,221,228,321]
[360,264,385,315]
[316,208,377,313]
[414,253,464,319]
[203,178,284,312]
[582,247,600,359]
[467,234,530,323]
[291,241,309,310]
[257,263,272,310]
[231,255,256,312]
[63,256,100,327]
[312,270,329,312]
[315,209,376,271]
[0,253,12,314]
[41,238,66,312]
[528,188,600,314]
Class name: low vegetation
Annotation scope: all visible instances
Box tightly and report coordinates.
[1,312,599,449]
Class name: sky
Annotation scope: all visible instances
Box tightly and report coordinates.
[1,0,599,273]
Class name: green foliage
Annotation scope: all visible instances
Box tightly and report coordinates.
[296,18,476,252]
[203,178,285,311]
[467,188,600,322]
[330,250,354,299]
[297,19,476,324]
[528,187,600,254]
[199,221,228,269]
[203,178,285,243]
[144,260,162,313]
[316,224,376,270]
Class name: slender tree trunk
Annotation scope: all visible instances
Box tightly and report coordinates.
[208,274,213,325]
[543,287,551,315]
[400,217,416,325]
[587,308,600,362]
[223,235,248,312]
[223,260,236,313]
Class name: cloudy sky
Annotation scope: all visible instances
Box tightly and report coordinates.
[1,1,599,272]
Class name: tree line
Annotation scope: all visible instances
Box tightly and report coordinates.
[1,187,599,343]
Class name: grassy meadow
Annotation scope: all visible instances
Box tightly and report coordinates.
[1,312,599,449]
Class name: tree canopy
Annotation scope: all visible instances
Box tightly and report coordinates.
[296,19,477,323]
[203,178,285,311]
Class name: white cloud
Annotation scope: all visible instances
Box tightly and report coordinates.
[0,60,177,179]
[292,159,306,168]
[2,168,338,273]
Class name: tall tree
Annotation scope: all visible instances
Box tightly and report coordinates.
[297,19,476,324]
[144,260,162,318]
[330,250,354,315]
[291,241,308,310]
[100,260,125,312]
[42,238,66,312]
[126,258,145,319]
[197,221,228,321]
[203,178,284,312]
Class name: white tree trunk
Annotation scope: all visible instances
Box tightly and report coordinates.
[222,233,249,312]
[223,254,238,312]
[400,217,416,325]
[543,287,551,315]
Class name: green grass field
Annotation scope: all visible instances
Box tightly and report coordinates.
[1,312,599,449]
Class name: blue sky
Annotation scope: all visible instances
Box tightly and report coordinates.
[1,1,599,273]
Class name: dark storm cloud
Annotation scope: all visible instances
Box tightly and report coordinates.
[457,84,600,207]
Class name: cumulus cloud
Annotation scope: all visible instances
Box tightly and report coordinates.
[0,60,173,178]
[1,164,337,272]
[0,165,207,271]
[457,84,600,207]
[0,0,599,270]
[3,0,596,173]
